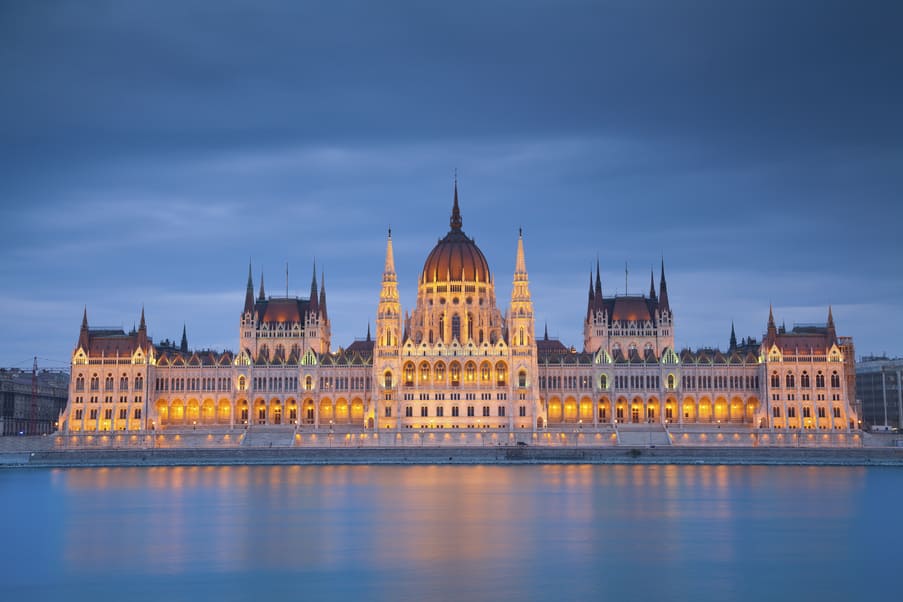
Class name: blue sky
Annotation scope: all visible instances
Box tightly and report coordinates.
[1,0,901,369]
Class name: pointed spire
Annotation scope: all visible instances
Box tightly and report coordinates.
[81,306,88,330]
[244,261,255,313]
[258,272,266,301]
[514,228,527,276]
[586,270,595,320]
[139,306,146,331]
[319,271,327,320]
[658,258,670,311]
[308,261,319,315]
[450,177,462,231]
[384,228,396,276]
[366,322,371,342]
[649,268,657,301]
[78,306,90,350]
[729,321,737,350]
[826,306,836,342]
[594,258,602,297]
[544,322,549,341]
[180,324,188,353]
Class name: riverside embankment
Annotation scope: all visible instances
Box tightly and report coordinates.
[3,445,903,468]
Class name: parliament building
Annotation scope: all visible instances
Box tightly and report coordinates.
[59,185,860,441]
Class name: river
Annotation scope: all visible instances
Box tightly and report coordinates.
[2,464,899,601]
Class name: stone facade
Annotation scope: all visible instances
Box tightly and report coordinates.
[59,185,860,438]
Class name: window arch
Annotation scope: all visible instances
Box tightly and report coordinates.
[667,374,676,390]
[119,373,129,390]
[104,374,114,390]
[480,362,491,382]
[830,371,840,388]
[384,371,393,389]
[771,372,780,388]
[451,315,461,342]
[465,361,476,382]
[76,374,85,391]
[450,362,461,385]
[419,362,430,382]
[801,371,810,388]
[518,370,527,387]
[134,374,143,390]
[786,372,795,388]
[304,375,313,390]
[238,376,247,391]
[815,371,825,388]
[434,362,446,382]
[495,361,507,386]
[600,374,608,389]
[404,362,415,386]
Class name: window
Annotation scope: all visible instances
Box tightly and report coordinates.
[498,406,506,417]
[786,373,795,388]
[600,374,608,389]
[451,315,461,341]
[771,373,780,388]
[788,407,796,418]
[482,406,490,417]
[436,406,444,417]
[104,408,113,420]
[420,406,428,417]
[90,374,99,391]
[119,408,128,420]
[467,406,475,417]
[75,375,85,391]
[404,363,415,385]
[833,407,841,418]
[817,407,826,418]
[120,375,129,390]
[384,372,393,388]
[831,371,840,388]
[89,409,98,420]
[134,408,142,419]
[405,406,413,417]
[519,405,526,417]
[385,406,392,417]
[801,372,810,388]
[105,374,114,390]
[816,372,825,388]
[518,371,527,387]
[802,407,811,418]
[75,409,83,420]
[773,407,781,418]
[452,406,459,417]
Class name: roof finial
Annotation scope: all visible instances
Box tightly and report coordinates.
[450,173,462,231]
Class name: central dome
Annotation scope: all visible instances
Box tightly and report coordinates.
[421,185,491,284]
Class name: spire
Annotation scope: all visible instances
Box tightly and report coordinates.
[450,177,462,231]
[649,268,657,302]
[366,322,371,342]
[180,324,188,353]
[586,270,595,320]
[594,258,602,297]
[514,228,527,276]
[658,258,670,311]
[544,322,549,341]
[308,261,319,315]
[136,306,148,348]
[319,271,327,320]
[244,261,255,313]
[258,272,266,301]
[78,306,90,350]
[826,306,836,342]
[765,304,777,343]
[139,306,146,331]
[384,228,396,276]
[729,321,737,350]
[81,306,88,331]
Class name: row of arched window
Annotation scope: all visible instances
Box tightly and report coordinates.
[400,360,509,387]
[75,373,143,392]
[770,370,841,389]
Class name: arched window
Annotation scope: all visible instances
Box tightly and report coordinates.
[815,371,825,388]
[830,371,840,388]
[134,374,143,390]
[438,316,445,342]
[420,362,430,382]
[465,362,476,382]
[771,372,780,388]
[434,362,446,382]
[518,370,527,387]
[450,362,460,384]
[467,313,473,341]
[105,374,114,390]
[119,374,129,390]
[495,362,507,386]
[451,315,461,342]
[238,376,246,391]
[480,362,491,382]
[76,375,85,391]
[404,362,415,386]
[384,371,393,389]
[600,374,608,389]
[801,371,810,388]
[304,375,313,390]
[786,373,795,388]
[667,374,675,389]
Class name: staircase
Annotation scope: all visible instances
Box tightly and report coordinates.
[615,424,671,447]
[240,426,295,448]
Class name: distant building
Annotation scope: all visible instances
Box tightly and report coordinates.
[58,183,860,436]
[856,357,903,429]
[0,368,69,435]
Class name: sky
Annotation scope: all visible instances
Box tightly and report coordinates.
[1,0,901,370]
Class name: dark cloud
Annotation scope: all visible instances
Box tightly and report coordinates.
[0,0,901,364]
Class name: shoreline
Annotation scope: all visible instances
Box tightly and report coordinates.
[3,446,903,468]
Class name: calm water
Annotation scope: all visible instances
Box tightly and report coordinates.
[2,464,900,601]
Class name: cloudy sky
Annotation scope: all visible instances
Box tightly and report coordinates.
[1,0,901,370]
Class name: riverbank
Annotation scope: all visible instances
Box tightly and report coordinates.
[3,445,903,468]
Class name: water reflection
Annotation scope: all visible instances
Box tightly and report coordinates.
[2,464,889,600]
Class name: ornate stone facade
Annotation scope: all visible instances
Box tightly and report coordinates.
[59,184,860,438]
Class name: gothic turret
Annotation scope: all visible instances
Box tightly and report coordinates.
[658,258,670,312]
[180,324,188,353]
[258,272,266,301]
[319,272,328,321]
[649,269,657,303]
[244,262,255,314]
